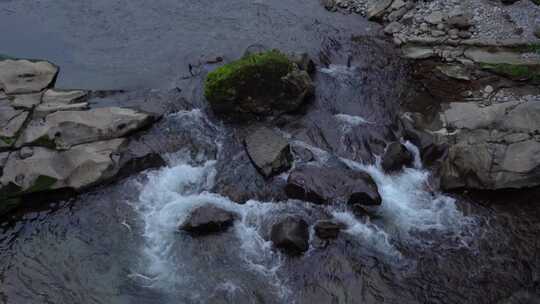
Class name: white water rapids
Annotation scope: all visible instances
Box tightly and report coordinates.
[125,109,478,302]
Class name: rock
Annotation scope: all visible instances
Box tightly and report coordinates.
[270,216,309,255]
[8,92,43,109]
[0,59,58,94]
[401,46,435,59]
[367,0,393,20]
[436,65,471,81]
[204,50,314,120]
[431,30,446,37]
[439,100,540,190]
[285,164,382,207]
[42,89,88,104]
[464,47,540,65]
[425,11,445,25]
[314,220,345,239]
[321,0,336,11]
[17,107,153,149]
[179,205,236,236]
[384,22,403,35]
[34,102,90,118]
[446,15,473,30]
[0,100,29,149]
[0,138,126,196]
[381,142,414,172]
[18,147,33,159]
[535,26,540,39]
[244,127,292,178]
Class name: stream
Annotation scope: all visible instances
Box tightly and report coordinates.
[1,0,540,303]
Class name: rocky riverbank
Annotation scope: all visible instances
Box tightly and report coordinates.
[324,0,540,191]
[0,58,180,215]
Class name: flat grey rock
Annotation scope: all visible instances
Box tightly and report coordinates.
[17,107,153,149]
[0,59,58,94]
[0,138,126,195]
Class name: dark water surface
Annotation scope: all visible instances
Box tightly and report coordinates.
[1,1,540,304]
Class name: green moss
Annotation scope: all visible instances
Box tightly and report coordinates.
[204,50,293,104]
[480,63,540,82]
[25,175,58,193]
[0,137,15,146]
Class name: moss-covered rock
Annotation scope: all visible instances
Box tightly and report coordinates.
[204,50,314,120]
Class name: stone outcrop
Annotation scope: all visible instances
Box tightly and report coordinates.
[270,216,310,255]
[0,58,162,215]
[285,164,382,207]
[179,205,237,236]
[244,127,292,178]
[436,97,540,190]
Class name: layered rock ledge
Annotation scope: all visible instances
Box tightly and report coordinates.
[0,59,161,215]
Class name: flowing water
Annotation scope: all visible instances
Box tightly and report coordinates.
[1,1,540,304]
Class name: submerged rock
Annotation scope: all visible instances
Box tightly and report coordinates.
[204,50,314,120]
[180,205,236,236]
[244,127,292,178]
[285,164,382,207]
[381,142,414,173]
[314,220,345,239]
[270,216,309,255]
[0,59,58,94]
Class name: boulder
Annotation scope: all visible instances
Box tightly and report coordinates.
[381,142,414,172]
[17,107,153,149]
[0,138,127,196]
[285,164,382,207]
[180,205,236,236]
[0,59,58,94]
[244,127,292,178]
[270,216,309,255]
[204,50,314,120]
[314,220,345,239]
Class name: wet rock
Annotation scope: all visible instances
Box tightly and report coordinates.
[204,50,314,120]
[244,127,292,178]
[285,164,382,207]
[270,216,309,255]
[0,138,127,196]
[17,107,153,149]
[180,205,236,236]
[381,142,414,173]
[0,59,58,94]
[314,220,345,239]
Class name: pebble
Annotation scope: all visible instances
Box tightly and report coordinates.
[484,85,494,94]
